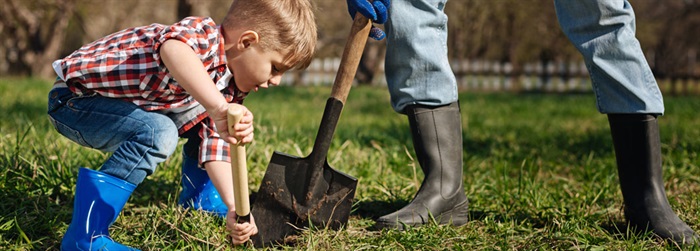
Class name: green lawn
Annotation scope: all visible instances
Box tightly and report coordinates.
[1,77,699,250]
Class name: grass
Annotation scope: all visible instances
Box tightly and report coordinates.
[1,77,699,250]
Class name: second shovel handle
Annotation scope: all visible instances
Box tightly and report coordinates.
[227,104,250,222]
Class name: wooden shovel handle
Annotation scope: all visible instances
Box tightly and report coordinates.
[329,13,372,104]
[228,103,250,222]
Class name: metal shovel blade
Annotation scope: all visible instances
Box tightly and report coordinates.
[250,98,358,247]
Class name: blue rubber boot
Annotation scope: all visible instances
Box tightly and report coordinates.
[178,153,228,217]
[61,167,139,251]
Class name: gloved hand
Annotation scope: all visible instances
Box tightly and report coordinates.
[346,0,390,40]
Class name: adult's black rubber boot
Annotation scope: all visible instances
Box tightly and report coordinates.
[374,102,469,230]
[608,114,698,245]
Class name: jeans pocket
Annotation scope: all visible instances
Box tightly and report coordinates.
[47,88,74,113]
[48,115,93,148]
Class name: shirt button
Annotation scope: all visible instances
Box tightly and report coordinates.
[68,101,74,107]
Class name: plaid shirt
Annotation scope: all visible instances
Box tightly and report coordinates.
[52,16,247,165]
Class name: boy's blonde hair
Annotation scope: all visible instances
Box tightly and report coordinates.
[222,0,317,70]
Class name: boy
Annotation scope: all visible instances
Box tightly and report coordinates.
[47,0,317,249]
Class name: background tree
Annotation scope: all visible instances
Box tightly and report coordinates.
[0,0,76,77]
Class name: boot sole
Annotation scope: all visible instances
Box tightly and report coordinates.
[373,200,470,231]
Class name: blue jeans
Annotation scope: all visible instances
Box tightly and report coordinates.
[47,87,179,185]
[384,0,458,113]
[385,0,664,115]
[554,0,664,114]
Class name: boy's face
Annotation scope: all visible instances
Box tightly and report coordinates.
[227,43,288,93]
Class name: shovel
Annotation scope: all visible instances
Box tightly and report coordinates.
[250,14,371,247]
[227,104,251,224]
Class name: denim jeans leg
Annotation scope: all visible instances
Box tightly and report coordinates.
[47,91,178,185]
[554,0,664,115]
[385,0,458,113]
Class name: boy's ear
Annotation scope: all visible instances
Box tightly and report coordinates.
[237,30,260,50]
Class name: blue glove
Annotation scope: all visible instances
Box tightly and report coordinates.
[346,0,390,40]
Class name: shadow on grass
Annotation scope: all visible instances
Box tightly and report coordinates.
[0,170,71,249]
[352,198,411,221]
[0,191,67,249]
[130,178,180,207]
[597,219,689,247]
[353,202,561,230]
[353,198,679,246]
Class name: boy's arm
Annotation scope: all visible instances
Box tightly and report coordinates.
[203,161,236,213]
[160,39,252,144]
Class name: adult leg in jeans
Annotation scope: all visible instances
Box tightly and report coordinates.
[554,0,698,244]
[374,0,469,230]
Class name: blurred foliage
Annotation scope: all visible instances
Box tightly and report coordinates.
[1,0,698,80]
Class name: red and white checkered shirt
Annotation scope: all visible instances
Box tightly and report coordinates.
[52,16,247,165]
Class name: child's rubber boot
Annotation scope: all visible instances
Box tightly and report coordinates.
[61,167,139,251]
[178,153,228,217]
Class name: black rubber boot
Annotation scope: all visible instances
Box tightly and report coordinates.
[608,114,698,245]
[374,102,469,230]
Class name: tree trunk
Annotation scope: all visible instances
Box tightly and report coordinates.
[0,0,76,78]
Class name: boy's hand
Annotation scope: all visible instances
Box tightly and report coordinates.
[227,212,258,245]
[212,103,254,145]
